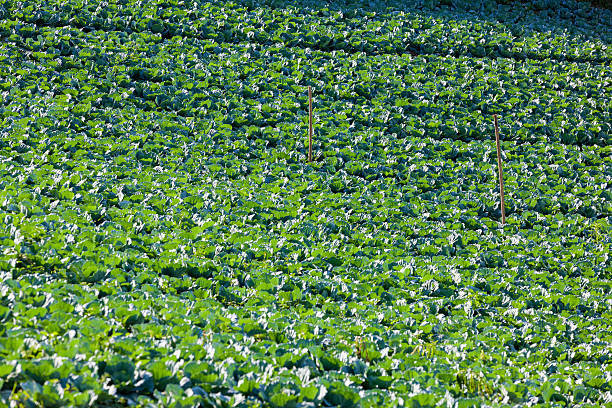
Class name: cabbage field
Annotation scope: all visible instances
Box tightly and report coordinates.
[0,0,611,406]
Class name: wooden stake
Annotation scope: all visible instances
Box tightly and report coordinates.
[308,86,313,162]
[494,114,506,225]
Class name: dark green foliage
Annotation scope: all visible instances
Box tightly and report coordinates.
[0,0,611,406]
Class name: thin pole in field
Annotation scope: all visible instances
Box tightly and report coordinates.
[494,114,506,225]
[308,86,313,162]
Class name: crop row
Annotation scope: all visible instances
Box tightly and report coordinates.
[4,0,612,61]
[1,35,610,148]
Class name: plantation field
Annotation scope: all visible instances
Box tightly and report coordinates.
[0,0,611,406]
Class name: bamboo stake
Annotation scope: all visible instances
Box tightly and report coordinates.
[308,86,313,162]
[494,114,506,225]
